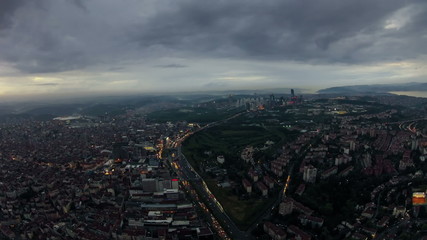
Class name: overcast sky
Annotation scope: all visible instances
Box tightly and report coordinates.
[0,0,426,98]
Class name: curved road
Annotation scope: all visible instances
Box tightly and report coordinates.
[169,111,257,239]
[171,110,297,239]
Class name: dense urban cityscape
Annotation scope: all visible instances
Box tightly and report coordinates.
[0,91,426,239]
[1,1,427,239]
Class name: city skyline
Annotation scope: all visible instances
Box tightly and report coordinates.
[0,0,427,98]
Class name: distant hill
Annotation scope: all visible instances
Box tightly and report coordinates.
[318,82,427,94]
[0,95,190,119]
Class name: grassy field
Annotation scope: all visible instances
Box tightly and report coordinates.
[182,125,275,169]
[182,114,297,229]
[205,179,277,229]
[182,123,296,170]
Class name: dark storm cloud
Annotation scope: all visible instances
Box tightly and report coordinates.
[70,0,87,11]
[155,64,187,68]
[137,0,427,63]
[0,0,94,73]
[0,0,426,74]
[0,0,26,29]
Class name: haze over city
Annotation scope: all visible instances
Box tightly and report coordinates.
[0,0,427,98]
[3,2,427,239]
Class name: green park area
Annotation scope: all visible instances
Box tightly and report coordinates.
[182,123,294,170]
[147,107,243,123]
[205,179,277,229]
[182,115,297,229]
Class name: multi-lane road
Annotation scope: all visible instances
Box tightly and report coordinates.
[176,148,253,240]
[166,111,258,239]
[171,156,230,239]
[174,143,293,239]
[168,110,292,239]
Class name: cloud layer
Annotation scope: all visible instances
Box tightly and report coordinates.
[0,0,426,96]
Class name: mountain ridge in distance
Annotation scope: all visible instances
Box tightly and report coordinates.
[318,82,427,94]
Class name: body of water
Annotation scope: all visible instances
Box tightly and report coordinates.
[389,91,427,98]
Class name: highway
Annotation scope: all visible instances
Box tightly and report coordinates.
[398,120,427,137]
[176,148,254,240]
[171,156,230,239]
[170,111,308,238]
[168,110,292,239]
[386,117,427,137]
[165,110,256,239]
